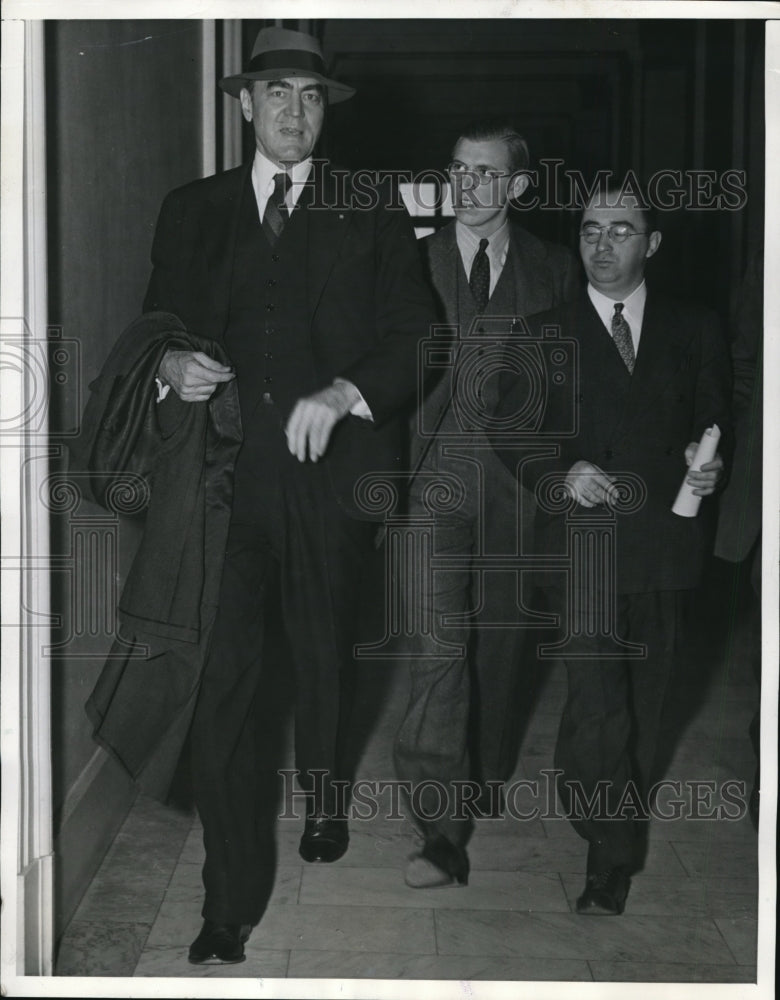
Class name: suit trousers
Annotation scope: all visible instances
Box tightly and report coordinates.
[551,588,689,874]
[190,411,374,923]
[394,438,534,848]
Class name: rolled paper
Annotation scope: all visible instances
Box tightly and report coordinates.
[672,424,721,517]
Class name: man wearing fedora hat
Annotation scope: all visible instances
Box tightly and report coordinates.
[141,26,435,963]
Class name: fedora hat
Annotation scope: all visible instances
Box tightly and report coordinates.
[219,26,355,103]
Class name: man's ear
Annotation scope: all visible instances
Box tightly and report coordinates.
[645,230,662,260]
[239,86,254,123]
[509,171,531,201]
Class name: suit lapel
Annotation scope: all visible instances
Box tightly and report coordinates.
[616,291,696,435]
[306,166,356,320]
[508,225,551,317]
[426,224,461,326]
[576,295,632,448]
[202,164,252,339]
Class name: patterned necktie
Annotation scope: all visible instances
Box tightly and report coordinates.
[469,238,490,314]
[261,172,291,245]
[611,302,635,373]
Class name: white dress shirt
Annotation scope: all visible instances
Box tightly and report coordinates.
[587,280,647,355]
[455,219,511,297]
[159,149,371,419]
[251,149,312,220]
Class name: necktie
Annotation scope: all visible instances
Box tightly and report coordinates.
[469,238,490,314]
[262,172,291,246]
[611,302,635,373]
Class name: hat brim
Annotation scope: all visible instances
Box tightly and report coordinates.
[219,69,355,103]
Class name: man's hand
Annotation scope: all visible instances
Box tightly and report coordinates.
[158,350,235,402]
[285,382,360,462]
[565,460,616,508]
[684,441,724,496]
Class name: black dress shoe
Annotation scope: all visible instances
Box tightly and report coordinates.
[576,867,630,915]
[299,815,349,863]
[188,920,249,964]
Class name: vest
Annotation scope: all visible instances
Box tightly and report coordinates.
[225,177,320,520]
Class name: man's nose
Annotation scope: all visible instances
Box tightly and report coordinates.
[596,227,612,250]
[286,92,303,117]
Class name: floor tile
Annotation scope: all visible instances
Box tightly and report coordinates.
[164,861,303,907]
[651,813,757,843]
[134,945,291,978]
[143,895,203,949]
[178,823,206,864]
[288,949,592,980]
[73,868,173,924]
[54,564,763,987]
[466,831,685,875]
[670,840,758,879]
[560,873,758,917]
[55,919,151,977]
[714,914,759,965]
[244,904,437,955]
[145,901,437,955]
[276,826,414,869]
[434,910,734,964]
[589,961,756,982]
[300,867,569,912]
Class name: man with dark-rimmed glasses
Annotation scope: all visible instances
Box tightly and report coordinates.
[492,181,732,914]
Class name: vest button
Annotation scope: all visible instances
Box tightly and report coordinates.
[264,376,272,384]
[266,327,274,335]
[264,352,273,360]
[271,254,280,262]
[267,278,277,287]
[266,303,275,311]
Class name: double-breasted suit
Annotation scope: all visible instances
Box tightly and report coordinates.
[493,287,732,875]
[142,160,436,923]
[394,220,578,857]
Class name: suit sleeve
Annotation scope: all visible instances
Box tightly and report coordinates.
[490,309,576,489]
[336,184,437,425]
[143,189,183,315]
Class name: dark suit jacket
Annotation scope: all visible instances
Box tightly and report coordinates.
[143,160,436,517]
[410,220,579,474]
[493,288,733,595]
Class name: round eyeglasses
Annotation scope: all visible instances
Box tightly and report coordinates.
[580,223,649,244]
[446,162,510,186]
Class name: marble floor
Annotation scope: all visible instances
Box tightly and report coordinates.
[54,557,767,993]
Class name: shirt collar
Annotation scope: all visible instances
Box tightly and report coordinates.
[588,280,647,337]
[252,149,313,209]
[455,218,511,269]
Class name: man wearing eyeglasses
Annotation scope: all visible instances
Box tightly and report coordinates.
[394,120,578,888]
[492,183,732,915]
